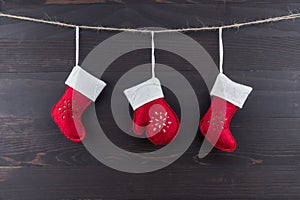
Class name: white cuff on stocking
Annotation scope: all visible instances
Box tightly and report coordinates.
[124,77,164,110]
[65,66,106,102]
[210,73,253,108]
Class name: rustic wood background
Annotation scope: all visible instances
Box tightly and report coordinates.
[1,0,300,199]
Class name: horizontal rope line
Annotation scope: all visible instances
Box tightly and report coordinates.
[1,12,300,33]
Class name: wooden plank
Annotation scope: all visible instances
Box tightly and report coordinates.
[0,71,299,118]
[3,0,300,6]
[1,35,300,73]
[1,115,300,165]
[1,165,300,199]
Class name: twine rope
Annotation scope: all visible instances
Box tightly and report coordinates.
[1,12,300,33]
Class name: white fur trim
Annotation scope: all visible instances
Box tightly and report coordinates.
[210,73,253,108]
[65,66,106,102]
[124,78,164,110]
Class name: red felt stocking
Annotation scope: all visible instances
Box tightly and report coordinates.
[199,73,252,152]
[52,86,92,142]
[124,78,180,145]
[51,66,106,142]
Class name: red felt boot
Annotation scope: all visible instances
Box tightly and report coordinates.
[51,66,106,142]
[124,78,180,145]
[200,73,252,152]
[52,86,92,142]
[200,96,238,152]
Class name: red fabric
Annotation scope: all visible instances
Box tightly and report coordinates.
[51,86,92,142]
[133,98,180,145]
[200,96,238,152]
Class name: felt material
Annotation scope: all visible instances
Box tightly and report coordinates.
[53,66,106,142]
[133,98,180,145]
[65,66,106,102]
[200,96,238,152]
[51,86,92,142]
[124,78,180,145]
[210,73,253,108]
[124,77,164,111]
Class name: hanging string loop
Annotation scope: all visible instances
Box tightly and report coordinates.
[151,31,156,78]
[219,27,224,74]
[75,26,79,66]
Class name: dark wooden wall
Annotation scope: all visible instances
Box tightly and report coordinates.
[1,1,300,199]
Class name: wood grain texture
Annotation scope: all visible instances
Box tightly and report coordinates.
[0,1,300,200]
